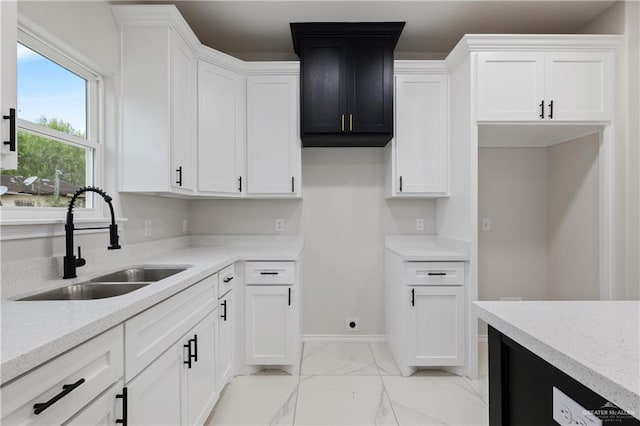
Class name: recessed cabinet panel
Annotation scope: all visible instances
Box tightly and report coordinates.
[246,75,301,195]
[477,52,545,121]
[197,60,244,194]
[408,286,464,366]
[394,74,448,195]
[545,52,612,121]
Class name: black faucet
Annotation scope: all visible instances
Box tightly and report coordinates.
[63,186,121,279]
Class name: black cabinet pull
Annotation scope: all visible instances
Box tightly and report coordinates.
[184,339,193,368]
[176,166,183,186]
[288,288,292,306]
[238,176,242,192]
[292,176,295,193]
[3,107,16,151]
[548,100,554,119]
[33,378,85,415]
[260,271,279,275]
[116,387,128,426]
[192,334,198,363]
[399,176,403,192]
[428,272,447,276]
[539,100,544,119]
[223,276,234,283]
[221,300,227,321]
[411,288,415,307]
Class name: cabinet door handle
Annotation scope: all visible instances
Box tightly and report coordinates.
[223,276,234,283]
[539,100,544,119]
[33,378,85,415]
[428,272,447,276]
[292,176,295,193]
[116,387,128,426]
[184,339,193,368]
[176,166,183,186]
[3,107,16,151]
[288,288,292,306]
[341,114,345,132]
[548,100,554,119]
[399,176,403,192]
[411,288,415,307]
[221,300,228,321]
[192,334,198,362]
[349,114,353,132]
[238,176,242,192]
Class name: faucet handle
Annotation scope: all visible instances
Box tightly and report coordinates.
[76,246,86,267]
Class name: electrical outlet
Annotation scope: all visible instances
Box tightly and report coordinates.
[482,217,491,231]
[275,218,285,232]
[182,219,189,234]
[416,218,424,231]
[553,387,602,426]
[345,318,359,332]
[144,220,152,237]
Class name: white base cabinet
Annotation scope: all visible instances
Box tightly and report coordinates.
[66,382,124,426]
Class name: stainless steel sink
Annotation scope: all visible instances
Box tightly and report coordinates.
[17,283,150,301]
[89,267,188,283]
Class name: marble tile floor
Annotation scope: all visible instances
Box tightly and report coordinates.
[206,342,489,426]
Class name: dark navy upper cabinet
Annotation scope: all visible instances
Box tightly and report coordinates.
[291,22,404,147]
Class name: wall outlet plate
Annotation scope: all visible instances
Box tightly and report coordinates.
[345,318,360,332]
[552,387,602,426]
[416,218,424,231]
[144,220,152,237]
[182,219,189,234]
[482,217,491,231]
[275,218,285,232]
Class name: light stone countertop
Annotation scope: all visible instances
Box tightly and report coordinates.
[1,236,303,385]
[385,235,469,261]
[474,301,640,419]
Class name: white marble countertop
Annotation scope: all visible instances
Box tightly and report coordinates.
[1,236,303,385]
[474,301,640,419]
[385,235,469,261]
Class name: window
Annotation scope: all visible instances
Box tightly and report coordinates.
[1,29,101,211]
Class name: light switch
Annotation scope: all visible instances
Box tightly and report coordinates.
[482,218,491,232]
[416,218,424,231]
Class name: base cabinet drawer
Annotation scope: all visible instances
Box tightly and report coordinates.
[1,326,124,426]
[125,274,216,381]
[245,261,294,285]
[406,262,465,285]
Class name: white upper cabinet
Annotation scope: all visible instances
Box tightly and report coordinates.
[114,6,197,194]
[1,0,17,170]
[387,66,449,198]
[246,73,301,196]
[477,50,613,122]
[197,60,245,195]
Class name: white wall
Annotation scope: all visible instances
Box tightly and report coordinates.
[547,134,600,300]
[478,148,549,302]
[579,1,640,300]
[192,148,437,336]
[1,2,190,264]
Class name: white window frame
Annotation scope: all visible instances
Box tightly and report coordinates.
[1,24,105,226]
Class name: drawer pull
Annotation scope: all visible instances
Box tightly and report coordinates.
[221,300,228,321]
[260,271,279,275]
[427,272,447,276]
[33,378,85,415]
[223,276,234,283]
[116,387,128,426]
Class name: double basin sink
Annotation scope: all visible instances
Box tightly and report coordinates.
[18,267,189,301]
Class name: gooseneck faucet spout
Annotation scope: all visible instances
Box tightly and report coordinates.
[63,186,121,279]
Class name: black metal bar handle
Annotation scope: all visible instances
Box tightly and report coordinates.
[192,335,198,362]
[260,271,279,275]
[549,100,554,119]
[176,166,183,186]
[539,100,544,119]
[288,288,291,306]
[428,272,447,276]
[238,176,242,192]
[3,107,16,151]
[399,176,403,192]
[411,288,415,307]
[184,340,192,368]
[116,387,128,426]
[221,300,227,321]
[223,276,234,283]
[33,378,85,415]
[291,176,295,193]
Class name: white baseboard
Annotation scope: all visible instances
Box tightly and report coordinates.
[478,334,488,344]
[302,334,386,343]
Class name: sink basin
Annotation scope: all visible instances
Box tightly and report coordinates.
[89,267,188,283]
[17,283,150,301]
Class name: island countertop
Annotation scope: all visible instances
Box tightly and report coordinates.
[474,300,640,419]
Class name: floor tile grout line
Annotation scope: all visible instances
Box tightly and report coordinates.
[368,342,401,426]
[291,341,304,426]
